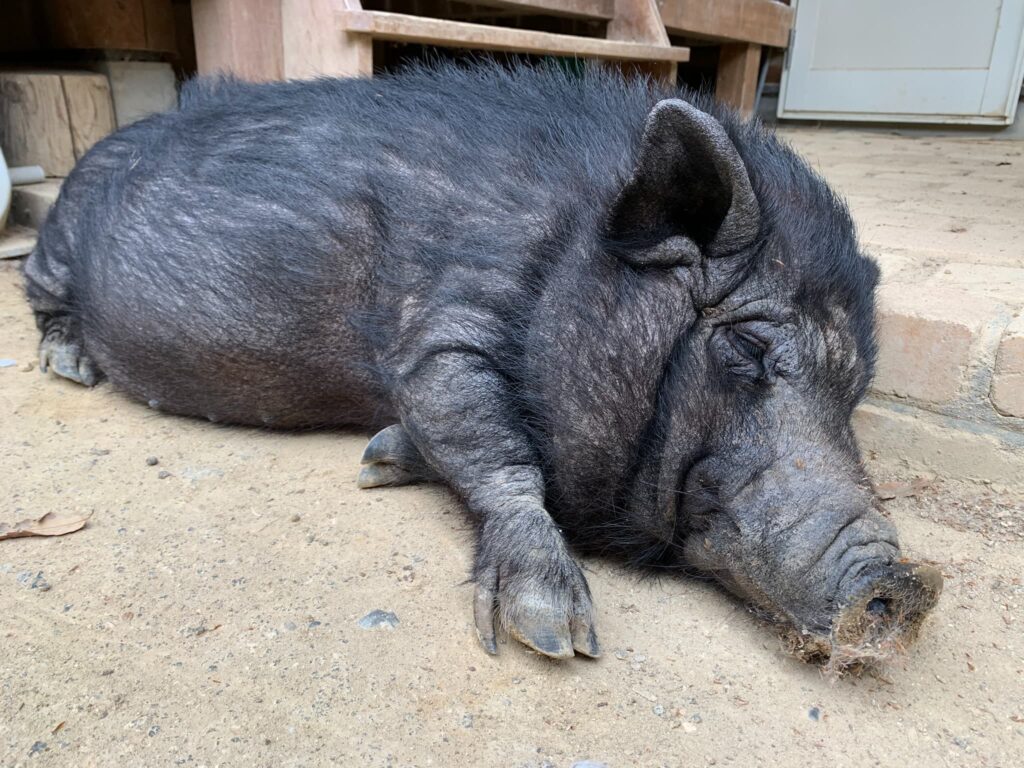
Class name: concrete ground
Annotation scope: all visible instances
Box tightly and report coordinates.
[3,124,1024,767]
[2,256,1024,765]
[780,127,1024,484]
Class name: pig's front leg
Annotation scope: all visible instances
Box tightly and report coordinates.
[393,349,599,659]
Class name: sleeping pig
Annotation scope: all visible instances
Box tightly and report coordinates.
[23,63,941,667]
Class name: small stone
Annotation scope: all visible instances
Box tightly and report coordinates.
[461,713,474,728]
[28,741,47,756]
[653,704,665,717]
[22,362,34,372]
[308,620,322,628]
[146,456,159,466]
[0,358,16,368]
[358,609,399,630]
[157,470,171,479]
[682,722,697,733]
[148,725,160,737]
[284,621,297,631]
[634,654,647,663]
[289,513,301,522]
[613,649,628,660]
[571,762,609,768]
[18,571,50,591]
[89,448,111,456]
[808,707,821,721]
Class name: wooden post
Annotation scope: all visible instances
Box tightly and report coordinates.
[282,0,373,79]
[717,42,762,117]
[191,0,284,80]
[607,0,676,83]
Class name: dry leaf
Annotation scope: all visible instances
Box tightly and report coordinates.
[876,477,932,501]
[0,511,92,541]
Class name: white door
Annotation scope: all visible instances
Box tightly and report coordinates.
[778,0,1024,125]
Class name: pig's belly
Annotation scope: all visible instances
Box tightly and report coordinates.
[80,286,394,430]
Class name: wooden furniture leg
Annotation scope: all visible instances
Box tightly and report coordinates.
[716,42,762,117]
[191,0,284,80]
[282,0,373,79]
[607,0,677,83]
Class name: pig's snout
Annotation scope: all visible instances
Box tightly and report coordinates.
[832,561,943,658]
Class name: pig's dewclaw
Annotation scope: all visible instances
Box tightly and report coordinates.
[473,581,499,655]
[357,463,418,489]
[357,424,438,488]
[38,333,101,387]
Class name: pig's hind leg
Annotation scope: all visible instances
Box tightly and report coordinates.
[23,238,103,387]
[357,424,441,488]
[37,314,102,386]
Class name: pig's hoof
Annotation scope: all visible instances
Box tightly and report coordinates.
[38,328,102,387]
[357,424,438,488]
[474,551,600,660]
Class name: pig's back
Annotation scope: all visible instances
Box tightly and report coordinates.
[39,64,655,427]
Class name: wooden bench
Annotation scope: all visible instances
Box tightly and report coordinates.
[191,0,793,115]
[657,0,793,115]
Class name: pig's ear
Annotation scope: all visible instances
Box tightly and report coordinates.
[606,99,761,266]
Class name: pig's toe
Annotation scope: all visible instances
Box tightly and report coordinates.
[474,556,600,660]
[357,424,438,488]
[39,338,101,387]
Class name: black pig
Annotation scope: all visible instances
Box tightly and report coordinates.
[24,63,941,666]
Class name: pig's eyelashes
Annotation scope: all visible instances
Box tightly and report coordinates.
[732,329,767,360]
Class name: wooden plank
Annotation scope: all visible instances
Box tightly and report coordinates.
[717,42,761,116]
[657,0,793,49]
[282,0,372,79]
[39,0,178,53]
[143,0,179,52]
[341,11,690,62]
[192,0,284,80]
[61,73,117,160]
[0,73,75,177]
[476,0,615,20]
[607,0,677,82]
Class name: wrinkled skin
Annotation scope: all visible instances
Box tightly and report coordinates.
[23,64,940,665]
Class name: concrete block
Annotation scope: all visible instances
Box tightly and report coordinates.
[92,61,176,127]
[872,285,1002,406]
[9,179,61,230]
[854,400,1024,489]
[991,316,1024,418]
[927,263,1024,309]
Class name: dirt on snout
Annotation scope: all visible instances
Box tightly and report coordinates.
[1,259,1023,768]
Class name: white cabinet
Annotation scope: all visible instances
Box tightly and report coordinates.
[778,0,1024,124]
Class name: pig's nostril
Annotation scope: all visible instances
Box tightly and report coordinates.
[865,597,890,617]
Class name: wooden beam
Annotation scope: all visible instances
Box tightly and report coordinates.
[282,0,372,79]
[607,0,677,82]
[657,0,793,49]
[191,0,284,80]
[476,0,615,20]
[340,11,690,62]
[716,42,761,117]
[62,73,117,159]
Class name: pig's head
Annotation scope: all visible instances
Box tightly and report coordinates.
[544,97,942,671]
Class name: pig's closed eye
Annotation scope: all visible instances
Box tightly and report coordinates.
[711,326,769,382]
[732,329,766,361]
